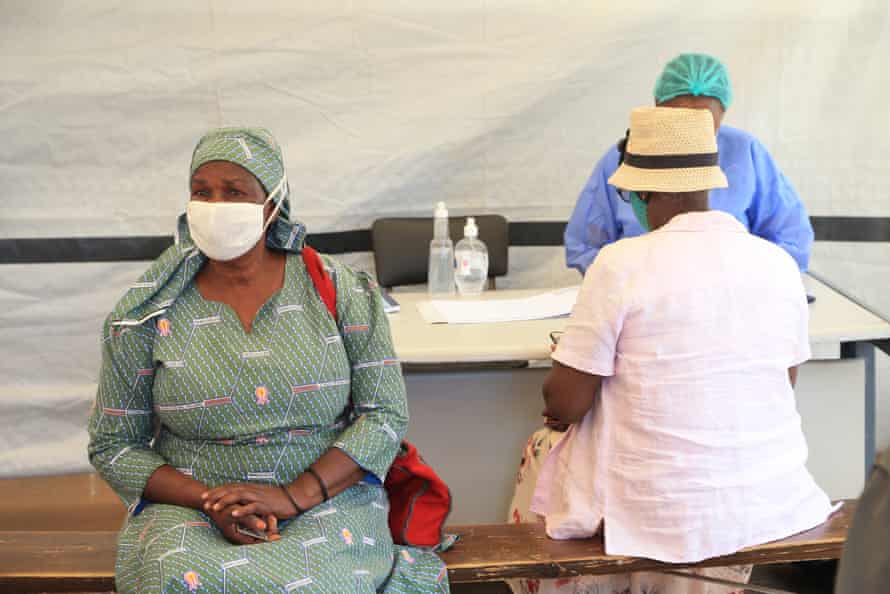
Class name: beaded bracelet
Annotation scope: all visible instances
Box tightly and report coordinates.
[305,466,330,502]
[280,484,304,517]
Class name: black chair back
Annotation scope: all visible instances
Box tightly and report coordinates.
[371,215,509,288]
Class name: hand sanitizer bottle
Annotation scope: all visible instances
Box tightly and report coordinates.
[454,217,489,296]
[428,202,455,296]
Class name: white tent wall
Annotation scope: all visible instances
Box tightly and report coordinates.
[1,0,888,475]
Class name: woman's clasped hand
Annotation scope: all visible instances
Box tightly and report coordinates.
[201,482,307,544]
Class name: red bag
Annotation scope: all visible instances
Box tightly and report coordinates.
[302,247,453,548]
[384,441,452,548]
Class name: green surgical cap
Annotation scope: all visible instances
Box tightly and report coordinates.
[189,127,291,219]
[654,53,733,110]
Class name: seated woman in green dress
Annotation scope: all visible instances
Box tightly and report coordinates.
[88,127,449,594]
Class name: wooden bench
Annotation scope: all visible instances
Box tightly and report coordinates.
[0,502,853,593]
[443,503,853,584]
[0,473,125,531]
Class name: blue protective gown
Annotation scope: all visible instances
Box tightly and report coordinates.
[564,125,813,273]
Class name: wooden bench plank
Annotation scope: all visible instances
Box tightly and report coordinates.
[442,502,854,583]
[0,530,117,593]
[0,473,125,531]
[0,502,854,591]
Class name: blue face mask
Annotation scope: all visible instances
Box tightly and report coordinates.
[630,191,650,232]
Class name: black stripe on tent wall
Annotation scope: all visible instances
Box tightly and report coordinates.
[0,216,888,264]
[810,217,890,243]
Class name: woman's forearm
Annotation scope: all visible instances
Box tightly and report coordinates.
[284,448,366,509]
[143,464,209,510]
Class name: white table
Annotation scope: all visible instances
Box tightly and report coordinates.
[389,276,890,523]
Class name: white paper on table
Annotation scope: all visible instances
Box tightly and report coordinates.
[416,287,580,324]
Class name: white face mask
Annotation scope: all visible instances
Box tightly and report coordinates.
[186,174,286,262]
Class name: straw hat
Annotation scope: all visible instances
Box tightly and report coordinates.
[607,107,728,193]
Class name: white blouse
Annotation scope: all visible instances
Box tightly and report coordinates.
[532,211,833,563]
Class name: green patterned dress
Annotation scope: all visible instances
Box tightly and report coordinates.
[88,246,449,594]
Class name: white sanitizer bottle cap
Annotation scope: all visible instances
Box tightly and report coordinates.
[434,201,448,218]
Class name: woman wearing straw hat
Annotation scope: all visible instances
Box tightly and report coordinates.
[88,128,448,593]
[508,107,832,594]
[564,53,814,274]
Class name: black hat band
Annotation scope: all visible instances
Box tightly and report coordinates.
[623,151,719,169]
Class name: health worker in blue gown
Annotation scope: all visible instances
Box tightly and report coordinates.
[564,53,814,273]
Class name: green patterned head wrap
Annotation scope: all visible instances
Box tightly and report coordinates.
[654,53,733,110]
[190,127,292,220]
